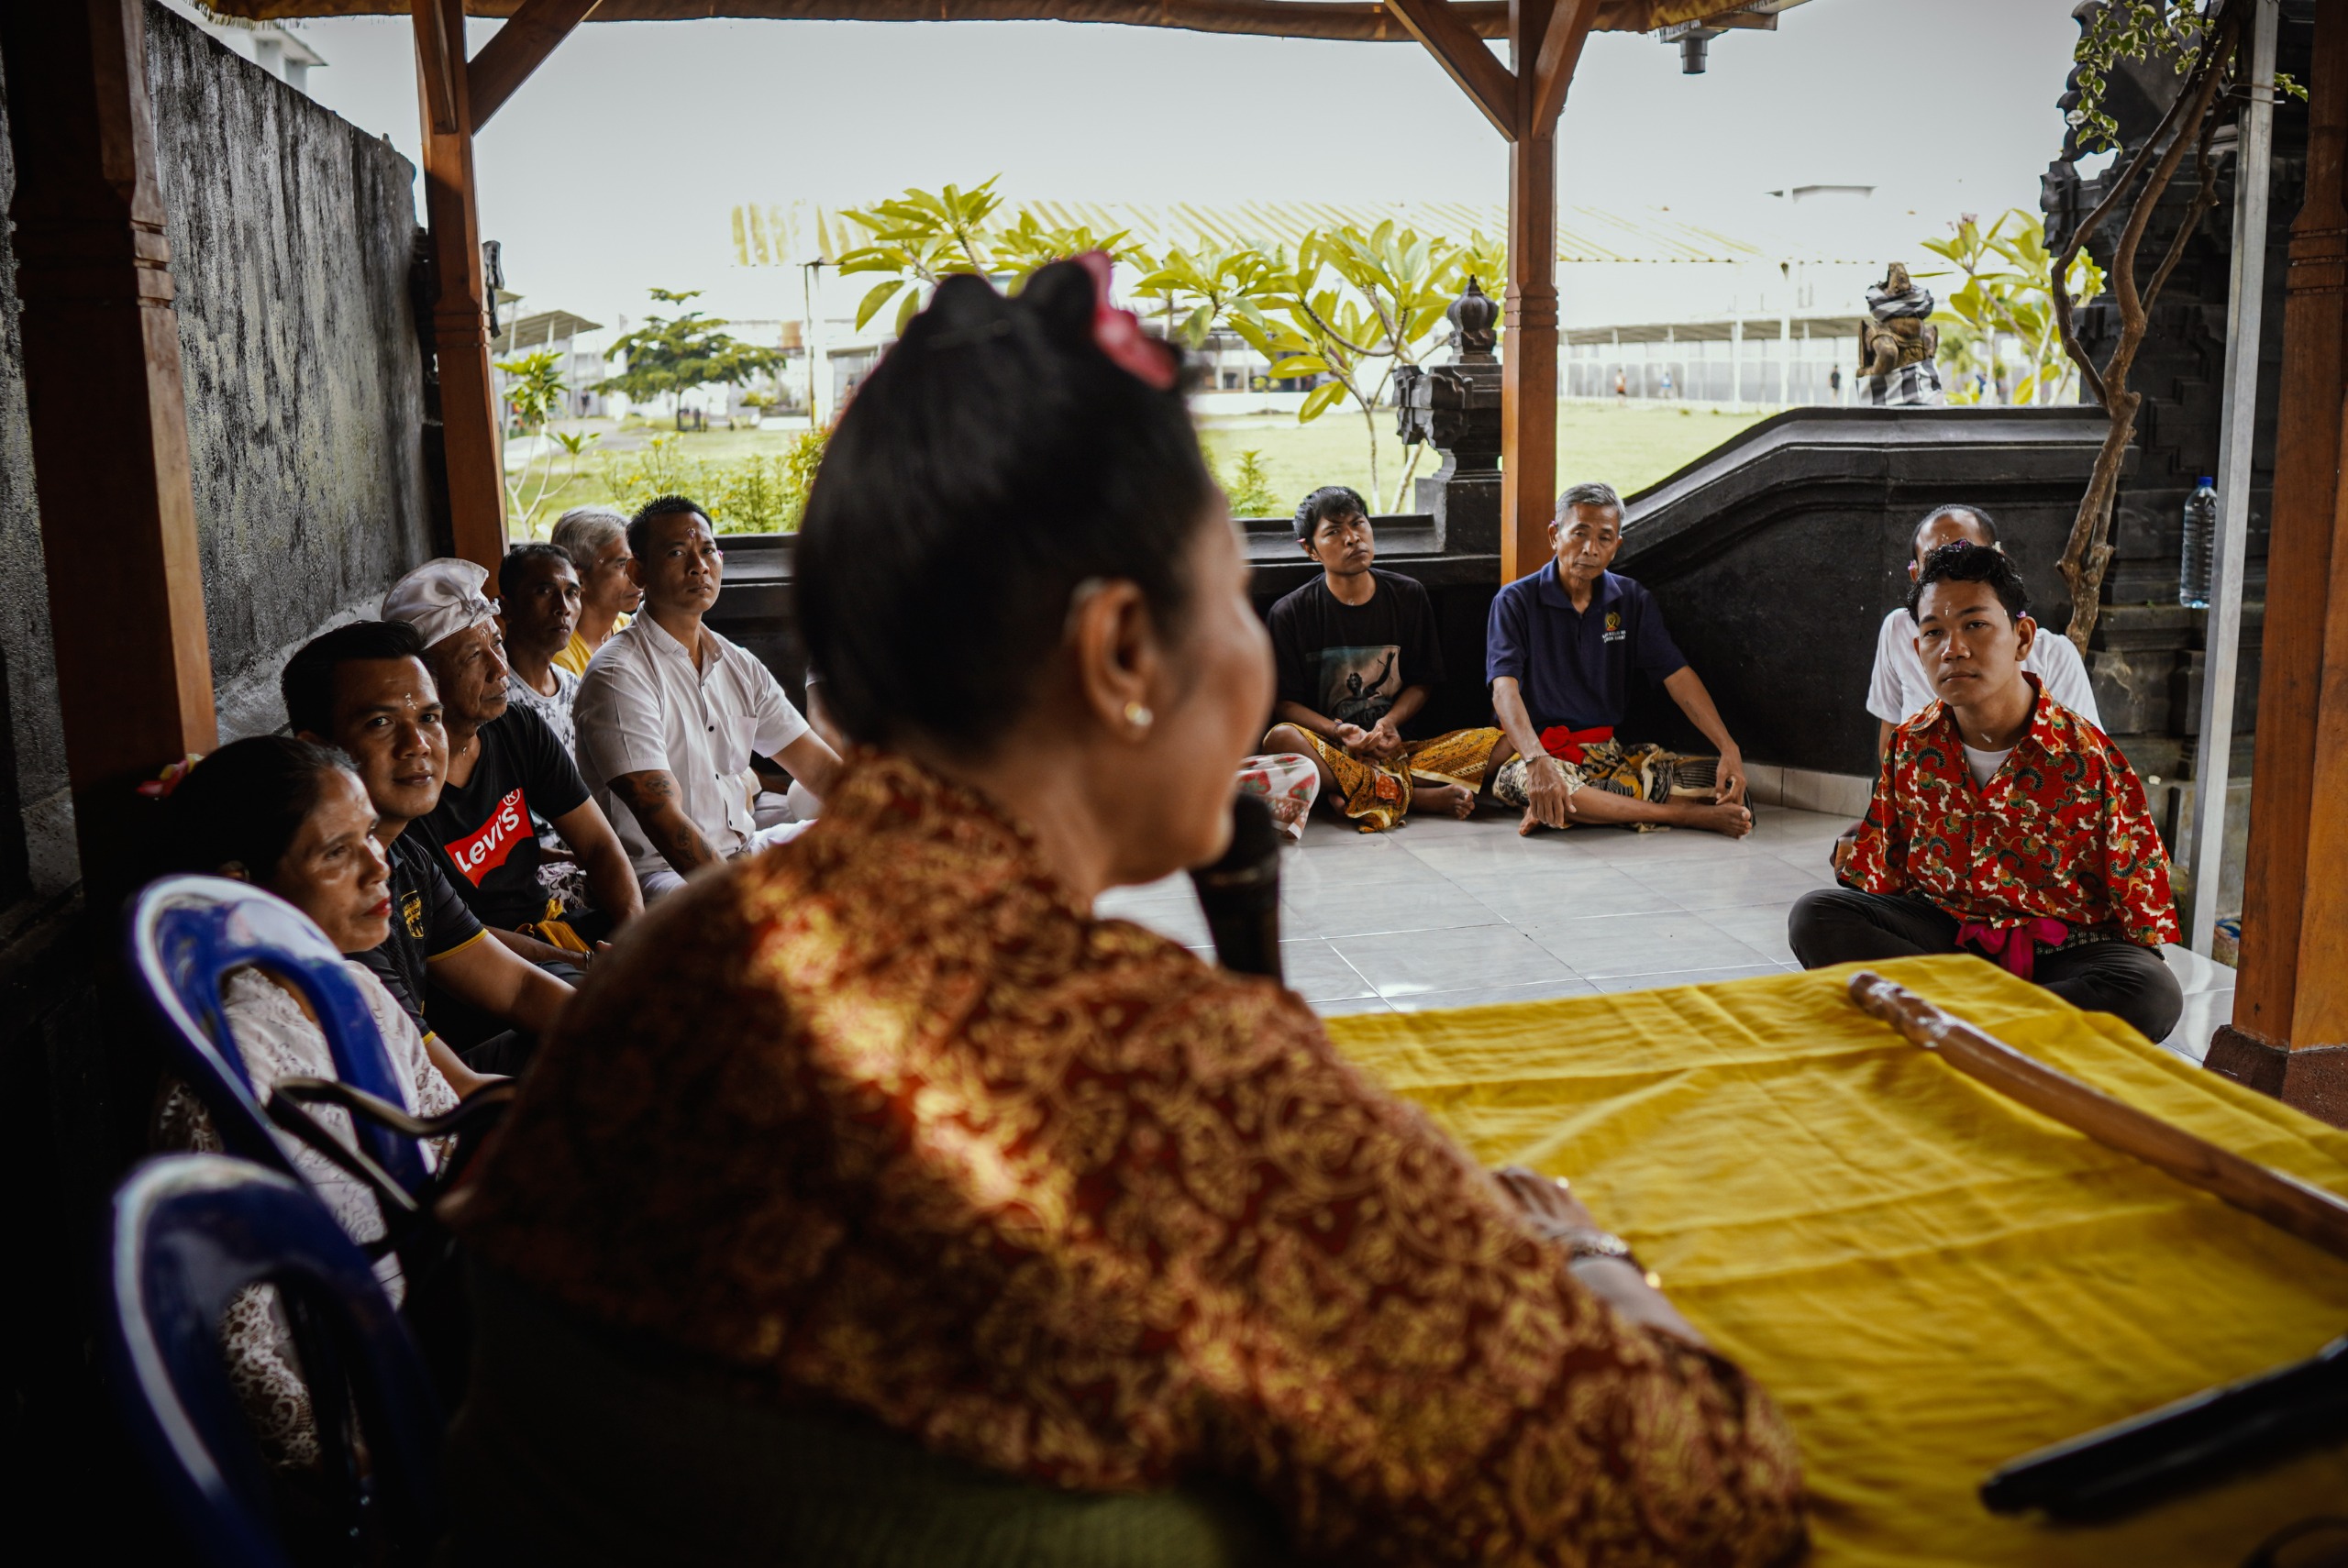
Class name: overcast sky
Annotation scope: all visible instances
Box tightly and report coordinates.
[259,0,2082,326]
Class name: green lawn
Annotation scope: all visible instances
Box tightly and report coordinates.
[511,404,1772,536]
[1199,403,1771,519]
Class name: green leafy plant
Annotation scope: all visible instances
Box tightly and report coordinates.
[597,288,783,409]
[496,349,597,532]
[1227,449,1278,517]
[596,427,830,536]
[1921,210,2104,406]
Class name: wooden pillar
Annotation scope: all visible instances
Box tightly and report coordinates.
[2210,0,2348,1123]
[412,0,505,575]
[1389,0,1593,584]
[1502,124,1558,582]
[0,0,216,894]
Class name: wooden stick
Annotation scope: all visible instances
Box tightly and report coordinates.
[1848,971,2348,1264]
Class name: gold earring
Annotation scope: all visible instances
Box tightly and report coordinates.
[1124,701,1154,731]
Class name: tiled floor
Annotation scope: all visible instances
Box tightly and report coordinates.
[1095,801,2234,1063]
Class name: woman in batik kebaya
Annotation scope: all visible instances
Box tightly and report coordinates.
[442,257,1805,1567]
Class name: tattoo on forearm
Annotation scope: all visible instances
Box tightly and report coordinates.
[615,770,717,873]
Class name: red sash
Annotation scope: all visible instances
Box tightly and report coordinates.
[1955,918,2067,982]
[1537,725,1613,764]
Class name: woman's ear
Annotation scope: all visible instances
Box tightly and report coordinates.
[1068,579,1159,741]
[216,861,253,884]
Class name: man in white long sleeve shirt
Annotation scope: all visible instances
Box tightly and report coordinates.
[1866,504,2100,756]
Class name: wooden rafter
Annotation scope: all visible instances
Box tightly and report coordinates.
[1384,0,1517,137]
[1528,0,1600,138]
[201,0,1764,42]
[469,0,603,127]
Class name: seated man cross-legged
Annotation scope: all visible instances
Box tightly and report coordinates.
[1487,482,1752,838]
[1261,486,1503,831]
[1791,542,2183,1043]
[574,494,845,901]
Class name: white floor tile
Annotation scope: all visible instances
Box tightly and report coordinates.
[1271,937,1377,1002]
[1384,977,1603,1012]
[1447,865,1684,923]
[2159,987,2233,1065]
[1332,923,1580,999]
[2159,943,2237,997]
[1281,881,1501,940]
[1529,912,1778,980]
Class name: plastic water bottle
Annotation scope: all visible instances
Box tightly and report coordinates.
[2178,477,2217,610]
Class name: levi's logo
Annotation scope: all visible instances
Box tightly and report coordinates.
[444,788,529,886]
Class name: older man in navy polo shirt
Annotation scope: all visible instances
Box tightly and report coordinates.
[1487,481,1753,838]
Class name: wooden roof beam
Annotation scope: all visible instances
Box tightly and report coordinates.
[1384,0,1518,138]
[470,0,602,127]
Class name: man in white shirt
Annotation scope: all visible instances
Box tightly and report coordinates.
[574,496,844,900]
[1866,504,2100,755]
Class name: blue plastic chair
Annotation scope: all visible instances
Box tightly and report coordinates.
[127,875,427,1198]
[102,1154,443,1568]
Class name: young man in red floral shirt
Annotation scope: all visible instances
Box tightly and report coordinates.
[1790,541,2182,1042]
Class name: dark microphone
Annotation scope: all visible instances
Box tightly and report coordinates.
[1189,793,1285,983]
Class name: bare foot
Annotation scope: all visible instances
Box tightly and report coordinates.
[1517,805,1546,836]
[1689,801,1755,838]
[1412,782,1476,821]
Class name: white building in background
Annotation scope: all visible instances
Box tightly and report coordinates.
[161,4,327,94]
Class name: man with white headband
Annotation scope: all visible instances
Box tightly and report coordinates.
[382,559,641,978]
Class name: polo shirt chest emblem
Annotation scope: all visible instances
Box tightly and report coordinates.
[1602,610,1625,644]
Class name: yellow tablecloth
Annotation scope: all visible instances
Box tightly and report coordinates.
[1323,955,2348,1568]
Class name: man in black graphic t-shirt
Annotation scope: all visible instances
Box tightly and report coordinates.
[1260,487,1505,832]
[383,558,642,957]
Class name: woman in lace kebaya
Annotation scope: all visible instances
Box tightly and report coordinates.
[444,259,1806,1567]
[148,736,488,1470]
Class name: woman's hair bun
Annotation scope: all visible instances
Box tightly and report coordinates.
[798,259,1213,753]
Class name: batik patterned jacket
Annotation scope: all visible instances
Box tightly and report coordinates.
[449,753,1804,1565]
[1845,677,2180,946]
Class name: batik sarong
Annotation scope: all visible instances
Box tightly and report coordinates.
[1235,753,1321,842]
[1275,726,1504,834]
[1491,734,1720,831]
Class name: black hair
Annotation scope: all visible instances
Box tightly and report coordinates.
[797,261,1210,750]
[626,494,710,561]
[281,620,426,737]
[146,735,359,886]
[1908,540,2030,624]
[502,540,576,588]
[1911,502,1999,557]
[1293,485,1368,542]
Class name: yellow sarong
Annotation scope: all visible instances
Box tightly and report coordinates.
[1273,725,1502,832]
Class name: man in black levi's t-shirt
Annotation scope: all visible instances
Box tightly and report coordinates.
[383,558,643,960]
[1261,487,1508,833]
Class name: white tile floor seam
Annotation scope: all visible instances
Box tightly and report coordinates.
[1091,804,2232,1060]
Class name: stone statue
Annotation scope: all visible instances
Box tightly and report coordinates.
[1855,262,1944,406]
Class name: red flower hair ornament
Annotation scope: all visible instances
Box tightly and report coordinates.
[1075,251,1178,392]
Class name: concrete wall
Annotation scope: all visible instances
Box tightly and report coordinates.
[0,4,429,909]
[145,6,434,739]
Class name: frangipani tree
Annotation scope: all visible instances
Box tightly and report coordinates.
[833,180,1505,511]
[836,178,1144,334]
[1922,210,2104,407]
